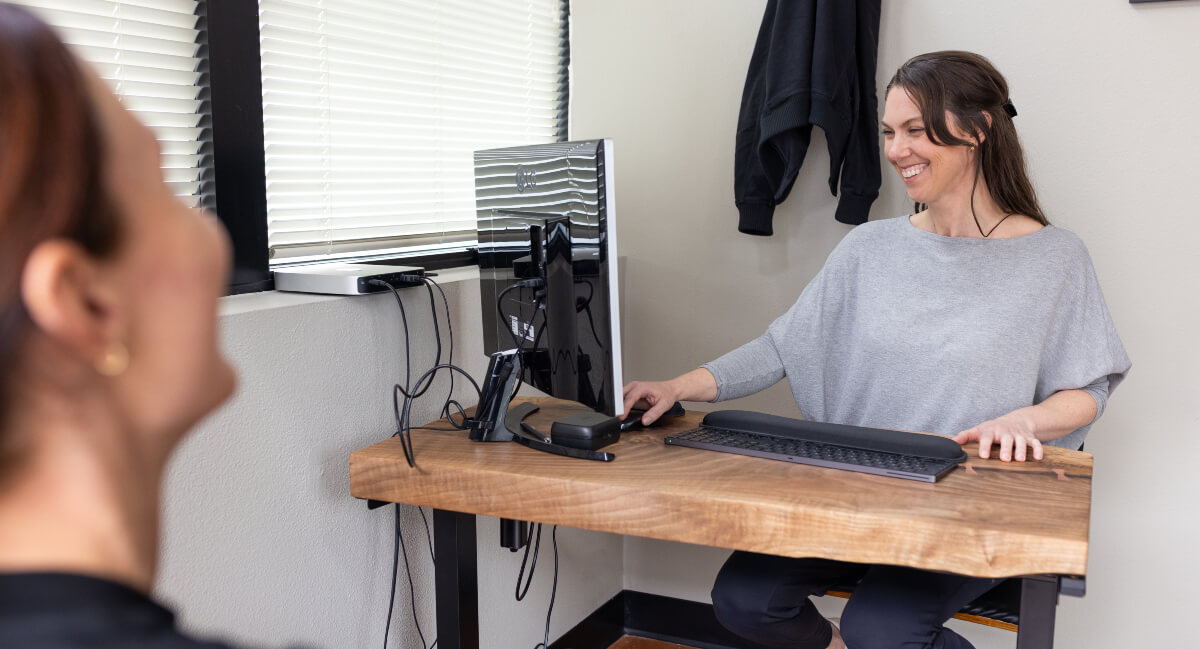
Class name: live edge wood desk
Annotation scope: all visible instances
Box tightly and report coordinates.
[350,397,1092,649]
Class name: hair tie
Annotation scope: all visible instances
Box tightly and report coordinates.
[1002,99,1017,118]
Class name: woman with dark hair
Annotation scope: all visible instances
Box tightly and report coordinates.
[0,4,266,647]
[623,51,1130,649]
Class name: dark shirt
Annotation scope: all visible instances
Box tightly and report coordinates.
[0,572,251,648]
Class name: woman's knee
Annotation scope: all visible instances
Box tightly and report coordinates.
[838,608,886,649]
[839,588,939,649]
[839,597,910,649]
[710,555,771,632]
[712,557,835,649]
[840,567,996,648]
[712,551,814,637]
[712,552,869,647]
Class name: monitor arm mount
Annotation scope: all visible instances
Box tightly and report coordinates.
[467,348,524,443]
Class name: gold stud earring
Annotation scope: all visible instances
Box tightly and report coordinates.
[969,144,976,152]
[95,342,130,377]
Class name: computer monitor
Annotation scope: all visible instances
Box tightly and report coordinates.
[473,139,622,439]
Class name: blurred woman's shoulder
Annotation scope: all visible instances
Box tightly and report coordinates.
[0,572,296,649]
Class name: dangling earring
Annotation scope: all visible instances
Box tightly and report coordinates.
[95,342,130,377]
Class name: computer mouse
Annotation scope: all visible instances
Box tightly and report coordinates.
[620,401,686,432]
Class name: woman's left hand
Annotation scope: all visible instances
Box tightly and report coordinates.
[953,413,1044,462]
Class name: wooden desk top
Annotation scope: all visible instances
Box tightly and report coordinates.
[350,398,1092,579]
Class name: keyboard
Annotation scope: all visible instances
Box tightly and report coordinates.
[664,410,967,483]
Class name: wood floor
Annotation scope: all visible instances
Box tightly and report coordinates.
[607,636,700,649]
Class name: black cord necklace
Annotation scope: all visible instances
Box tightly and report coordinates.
[969,163,1015,238]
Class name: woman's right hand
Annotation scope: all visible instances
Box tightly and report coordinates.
[621,380,680,426]
[621,368,718,426]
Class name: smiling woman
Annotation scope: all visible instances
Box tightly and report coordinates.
[882,51,1048,239]
[623,50,1131,649]
[0,4,288,648]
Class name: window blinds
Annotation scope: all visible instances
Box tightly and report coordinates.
[15,0,207,207]
[259,0,569,265]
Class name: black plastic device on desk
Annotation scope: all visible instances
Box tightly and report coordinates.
[504,402,616,462]
[551,412,622,450]
[664,410,967,483]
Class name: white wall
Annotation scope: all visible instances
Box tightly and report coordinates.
[156,271,623,649]
[571,0,1200,648]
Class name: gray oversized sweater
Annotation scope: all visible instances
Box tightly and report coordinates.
[703,215,1131,450]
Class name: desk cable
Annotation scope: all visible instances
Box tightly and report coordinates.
[490,279,569,648]
[370,276,483,468]
[538,525,562,649]
[509,523,564,649]
[371,274,479,649]
[515,523,544,602]
[496,278,546,399]
[373,276,567,649]
[384,504,435,649]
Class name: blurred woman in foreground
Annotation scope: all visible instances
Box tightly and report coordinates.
[0,4,256,647]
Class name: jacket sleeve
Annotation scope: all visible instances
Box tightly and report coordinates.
[734,0,817,236]
[734,2,778,238]
[833,0,882,225]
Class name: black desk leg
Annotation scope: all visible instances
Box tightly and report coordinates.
[434,509,479,649]
[1016,576,1059,649]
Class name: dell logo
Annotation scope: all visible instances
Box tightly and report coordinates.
[515,165,536,192]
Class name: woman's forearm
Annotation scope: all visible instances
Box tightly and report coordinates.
[954,388,1100,461]
[1005,389,1099,442]
[669,368,719,403]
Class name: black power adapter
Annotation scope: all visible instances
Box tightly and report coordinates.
[549,412,621,450]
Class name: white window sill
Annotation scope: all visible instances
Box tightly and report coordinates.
[219,266,480,317]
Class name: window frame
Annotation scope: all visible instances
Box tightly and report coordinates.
[205,0,571,295]
[202,0,271,294]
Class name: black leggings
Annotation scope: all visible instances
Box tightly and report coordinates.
[711,552,1001,649]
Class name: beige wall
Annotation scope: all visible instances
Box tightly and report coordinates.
[160,275,624,649]
[572,0,1200,647]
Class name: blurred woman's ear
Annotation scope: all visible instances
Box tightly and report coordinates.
[20,238,124,371]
